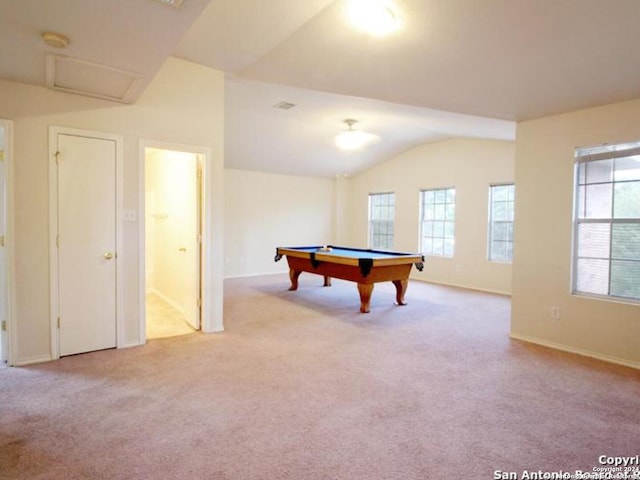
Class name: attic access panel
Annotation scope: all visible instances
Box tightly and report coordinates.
[46,54,143,104]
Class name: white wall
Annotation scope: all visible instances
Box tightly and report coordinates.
[347,138,515,294]
[224,169,335,277]
[512,98,640,368]
[1,57,224,365]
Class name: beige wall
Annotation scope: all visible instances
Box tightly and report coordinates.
[2,57,224,365]
[512,98,640,368]
[224,169,335,277]
[347,138,515,294]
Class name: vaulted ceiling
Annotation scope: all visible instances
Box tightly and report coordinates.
[2,0,640,177]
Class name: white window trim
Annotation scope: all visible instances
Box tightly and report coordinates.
[487,183,514,263]
[419,187,456,258]
[368,192,395,250]
[571,142,640,304]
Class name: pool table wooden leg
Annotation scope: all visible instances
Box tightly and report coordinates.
[289,269,301,291]
[323,276,332,287]
[357,283,374,313]
[392,279,409,305]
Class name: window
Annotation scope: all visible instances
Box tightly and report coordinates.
[420,188,455,257]
[369,192,394,249]
[573,141,640,301]
[488,184,515,262]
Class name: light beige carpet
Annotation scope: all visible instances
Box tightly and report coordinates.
[1,274,638,479]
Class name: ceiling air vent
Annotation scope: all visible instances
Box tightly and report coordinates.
[273,101,296,110]
[45,54,143,104]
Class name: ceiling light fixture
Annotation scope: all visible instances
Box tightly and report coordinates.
[346,0,401,37]
[335,119,379,151]
[42,32,69,49]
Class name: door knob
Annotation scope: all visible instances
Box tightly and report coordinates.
[178,247,187,252]
[103,252,114,260]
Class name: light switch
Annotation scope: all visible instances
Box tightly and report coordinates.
[123,210,137,222]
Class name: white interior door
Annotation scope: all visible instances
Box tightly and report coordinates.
[171,153,200,330]
[0,134,6,362]
[180,157,201,330]
[57,133,117,356]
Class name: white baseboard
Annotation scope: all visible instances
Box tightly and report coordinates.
[118,340,144,349]
[224,271,286,280]
[14,354,54,367]
[203,326,225,333]
[411,277,512,297]
[510,332,640,370]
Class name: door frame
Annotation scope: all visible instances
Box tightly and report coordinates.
[0,119,16,365]
[138,140,212,343]
[49,126,124,359]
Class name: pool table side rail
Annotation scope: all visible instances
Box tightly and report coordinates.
[285,255,414,285]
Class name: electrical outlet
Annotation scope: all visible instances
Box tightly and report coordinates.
[550,306,560,320]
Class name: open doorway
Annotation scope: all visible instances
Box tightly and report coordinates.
[0,119,14,365]
[0,122,6,363]
[144,147,203,339]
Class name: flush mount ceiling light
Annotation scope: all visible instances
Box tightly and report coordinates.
[335,119,380,151]
[42,31,69,48]
[346,0,401,37]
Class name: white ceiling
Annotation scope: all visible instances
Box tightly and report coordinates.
[2,0,640,177]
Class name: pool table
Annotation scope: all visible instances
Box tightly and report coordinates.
[274,246,425,313]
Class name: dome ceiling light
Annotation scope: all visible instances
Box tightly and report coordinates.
[345,0,401,37]
[335,119,380,151]
[42,31,70,48]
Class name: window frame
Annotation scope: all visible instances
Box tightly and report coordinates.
[368,192,395,250]
[487,183,515,263]
[571,142,640,303]
[419,187,456,258]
